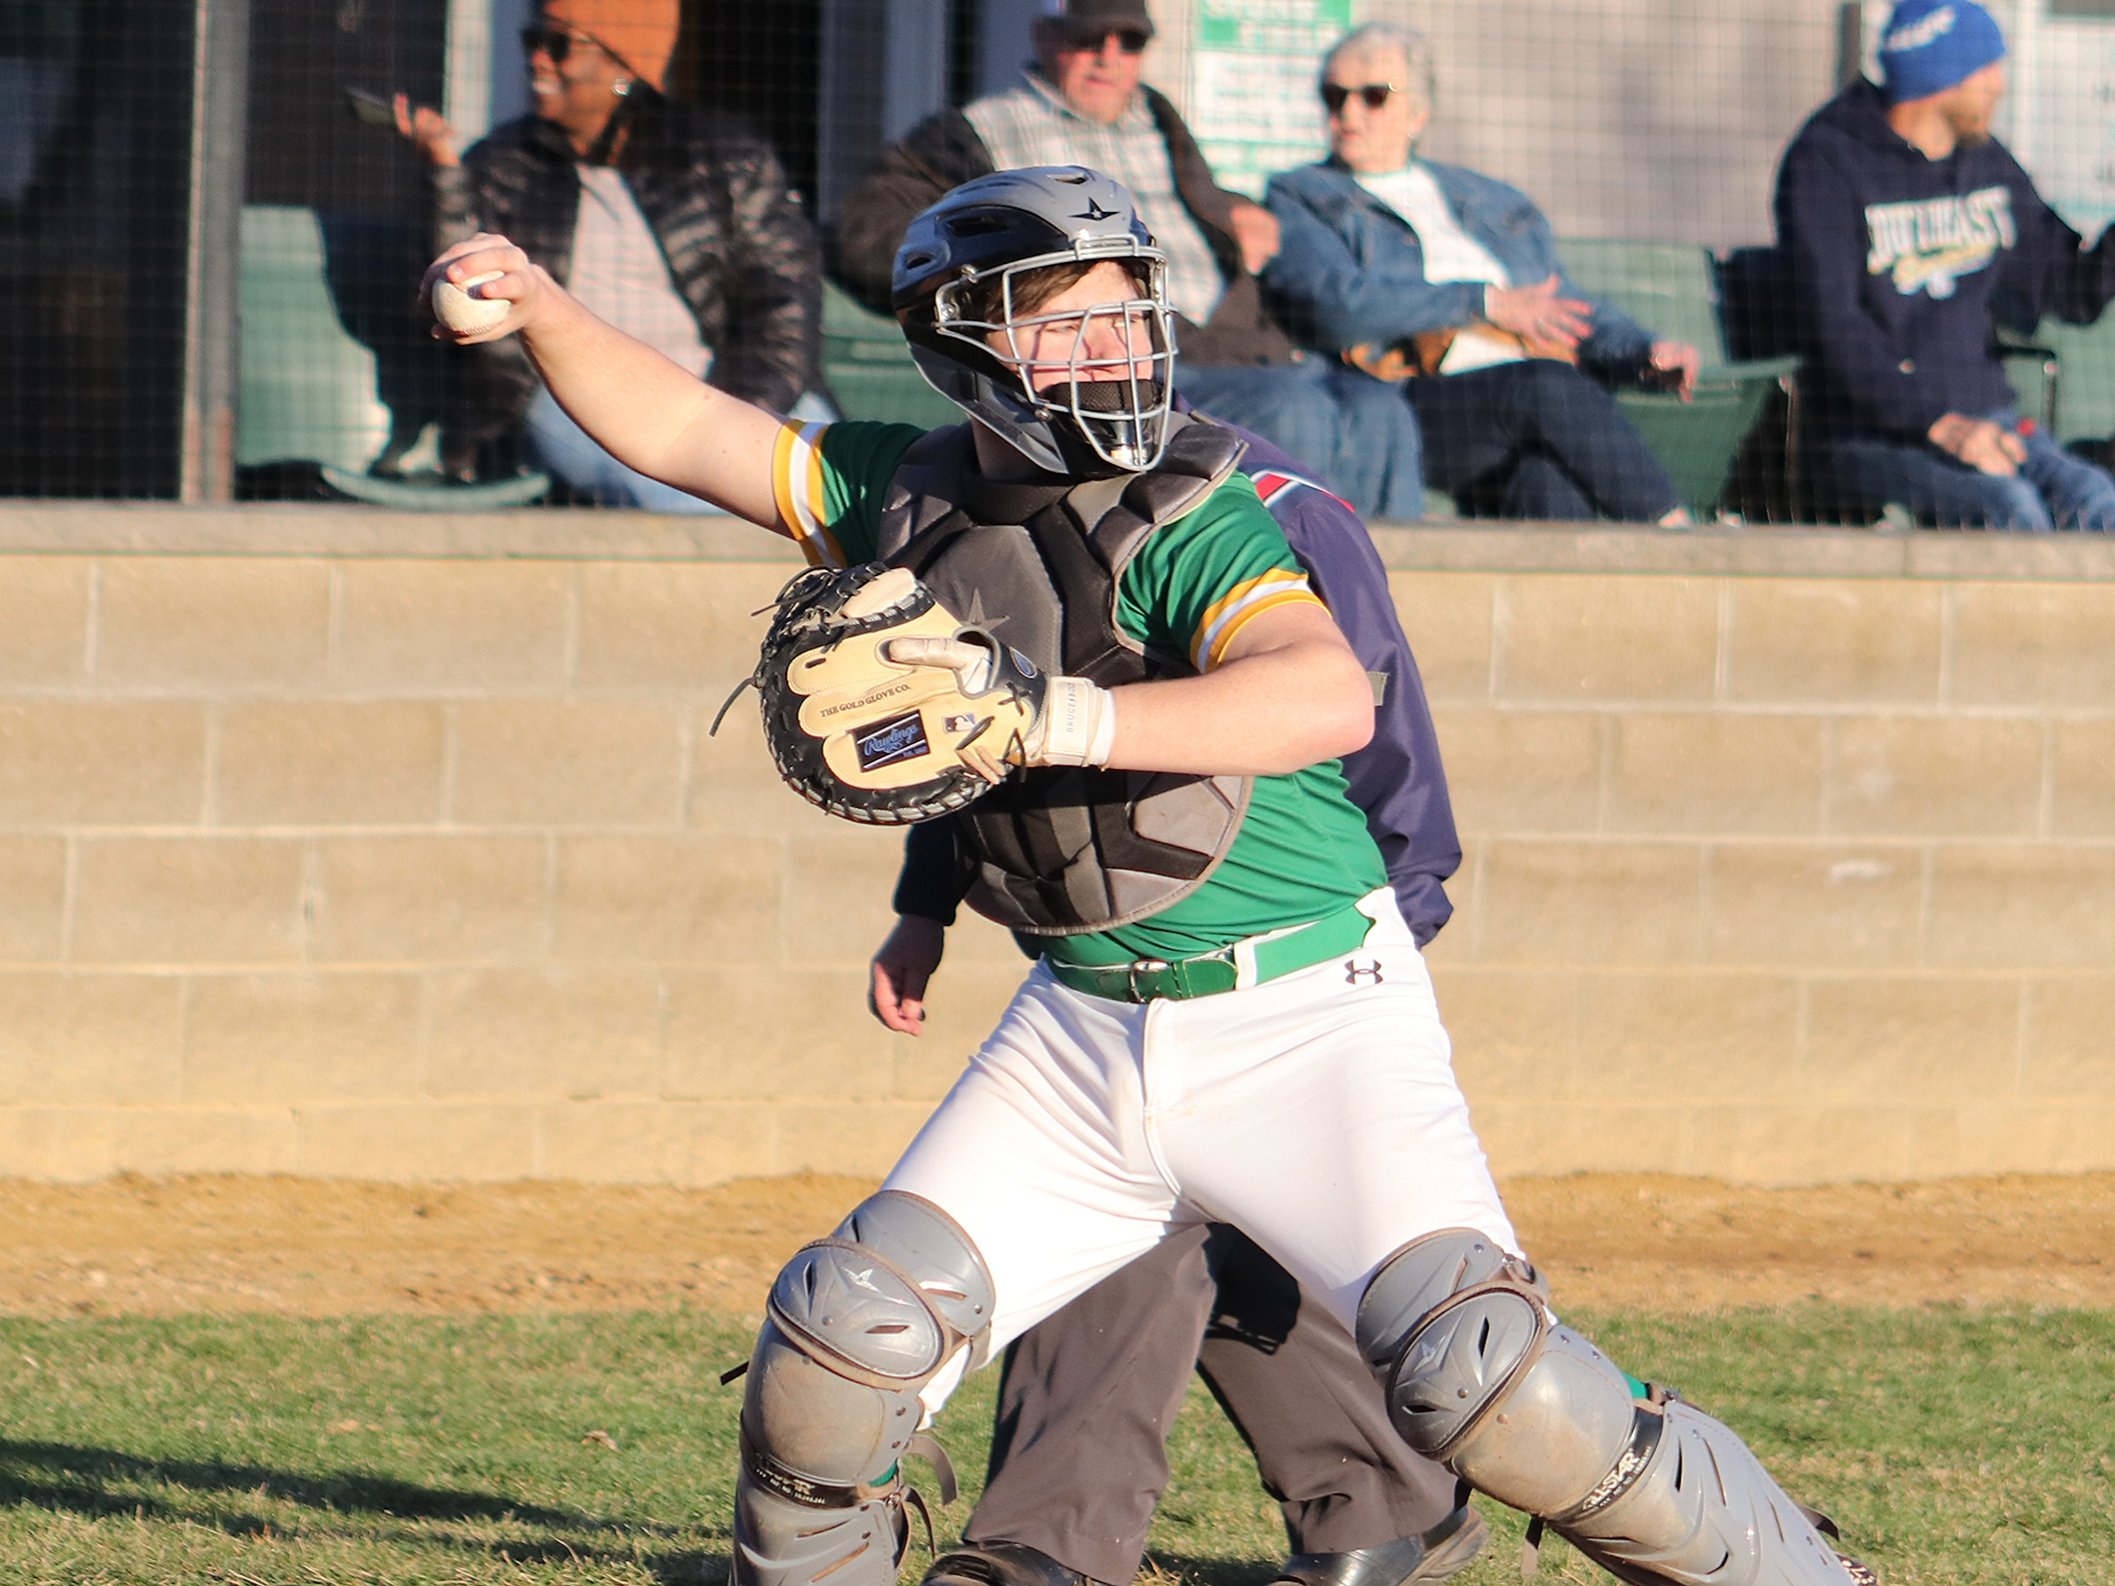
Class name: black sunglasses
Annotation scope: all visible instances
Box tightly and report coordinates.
[1058,27,1151,55]
[520,26,598,63]
[1321,82,1398,114]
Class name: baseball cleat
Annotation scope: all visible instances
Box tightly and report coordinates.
[921,1541,1101,1586]
[1274,1502,1489,1586]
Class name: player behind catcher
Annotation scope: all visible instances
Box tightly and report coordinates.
[423,166,1881,1586]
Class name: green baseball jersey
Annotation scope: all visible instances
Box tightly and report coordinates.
[769,418,1386,963]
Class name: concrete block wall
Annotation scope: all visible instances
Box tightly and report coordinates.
[1391,530,2115,1184]
[0,505,2108,1186]
[0,511,952,1186]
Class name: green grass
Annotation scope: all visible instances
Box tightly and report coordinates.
[0,1306,2108,1585]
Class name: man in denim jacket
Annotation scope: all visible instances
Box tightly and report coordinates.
[1263,23,1696,524]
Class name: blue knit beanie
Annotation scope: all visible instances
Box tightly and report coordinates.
[1879,0,2006,103]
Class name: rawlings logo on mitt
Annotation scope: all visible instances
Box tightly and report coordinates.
[743,563,1050,825]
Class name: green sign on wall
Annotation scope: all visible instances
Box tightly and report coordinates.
[1189,0,1355,197]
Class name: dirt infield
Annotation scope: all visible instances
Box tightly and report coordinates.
[0,1171,2108,1319]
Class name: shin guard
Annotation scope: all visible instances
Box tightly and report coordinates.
[733,1193,993,1586]
[1356,1230,1866,1586]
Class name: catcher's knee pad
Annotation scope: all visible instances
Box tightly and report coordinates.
[1356,1230,1862,1586]
[734,1192,994,1586]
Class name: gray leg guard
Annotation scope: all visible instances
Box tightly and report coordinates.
[734,1192,994,1586]
[1356,1230,1866,1586]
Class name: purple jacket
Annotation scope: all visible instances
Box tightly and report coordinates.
[891,424,1460,946]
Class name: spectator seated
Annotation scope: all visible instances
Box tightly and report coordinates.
[1264,23,1701,527]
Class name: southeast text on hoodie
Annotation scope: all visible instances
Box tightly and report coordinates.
[1773,77,2115,441]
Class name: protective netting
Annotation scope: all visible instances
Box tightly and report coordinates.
[5,0,2112,527]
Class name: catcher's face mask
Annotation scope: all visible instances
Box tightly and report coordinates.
[932,256,1176,475]
[894,167,1179,477]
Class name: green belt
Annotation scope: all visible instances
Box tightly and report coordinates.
[1046,901,1374,1004]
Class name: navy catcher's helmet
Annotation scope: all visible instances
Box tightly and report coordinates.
[892,165,1178,477]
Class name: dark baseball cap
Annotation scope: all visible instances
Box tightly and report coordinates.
[1041,0,1155,43]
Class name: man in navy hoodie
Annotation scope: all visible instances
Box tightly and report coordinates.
[1775,0,2115,530]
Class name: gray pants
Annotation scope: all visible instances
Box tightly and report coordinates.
[962,1225,1462,1585]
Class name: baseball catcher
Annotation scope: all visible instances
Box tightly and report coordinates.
[424,160,1883,1586]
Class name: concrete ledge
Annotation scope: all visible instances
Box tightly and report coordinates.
[7,503,2115,582]
[0,503,793,562]
[1371,522,2115,582]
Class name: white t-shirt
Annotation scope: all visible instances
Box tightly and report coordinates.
[1354,164,1521,374]
[569,165,713,379]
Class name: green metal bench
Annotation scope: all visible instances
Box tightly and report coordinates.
[1561,237,1799,519]
[821,279,960,429]
[238,205,550,509]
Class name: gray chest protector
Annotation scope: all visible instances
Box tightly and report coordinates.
[876,416,1252,934]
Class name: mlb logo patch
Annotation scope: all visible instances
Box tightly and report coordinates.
[853,709,933,773]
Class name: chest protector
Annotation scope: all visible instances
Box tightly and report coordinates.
[876,416,1252,934]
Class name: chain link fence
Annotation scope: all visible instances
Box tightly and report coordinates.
[5,0,2114,524]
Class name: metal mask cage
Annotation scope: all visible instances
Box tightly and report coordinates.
[929,249,1179,473]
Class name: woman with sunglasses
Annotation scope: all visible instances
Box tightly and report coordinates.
[393,0,829,504]
[1263,23,1699,526]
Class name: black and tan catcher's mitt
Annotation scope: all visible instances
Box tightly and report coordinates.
[744,562,1048,825]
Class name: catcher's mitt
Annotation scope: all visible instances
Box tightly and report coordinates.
[745,562,1047,825]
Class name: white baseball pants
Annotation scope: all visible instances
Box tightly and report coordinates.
[882,886,1519,1406]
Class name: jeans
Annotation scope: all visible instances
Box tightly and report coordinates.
[1179,358,1425,522]
[526,387,837,512]
[1806,412,2115,531]
[1404,359,1682,522]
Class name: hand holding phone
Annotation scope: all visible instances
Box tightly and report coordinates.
[352,89,462,168]
[344,86,399,127]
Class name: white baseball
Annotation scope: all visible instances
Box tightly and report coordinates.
[433,270,511,333]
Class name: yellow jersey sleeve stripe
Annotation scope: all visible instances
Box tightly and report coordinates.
[770,420,847,568]
[1201,588,1326,670]
[1191,571,1324,671]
